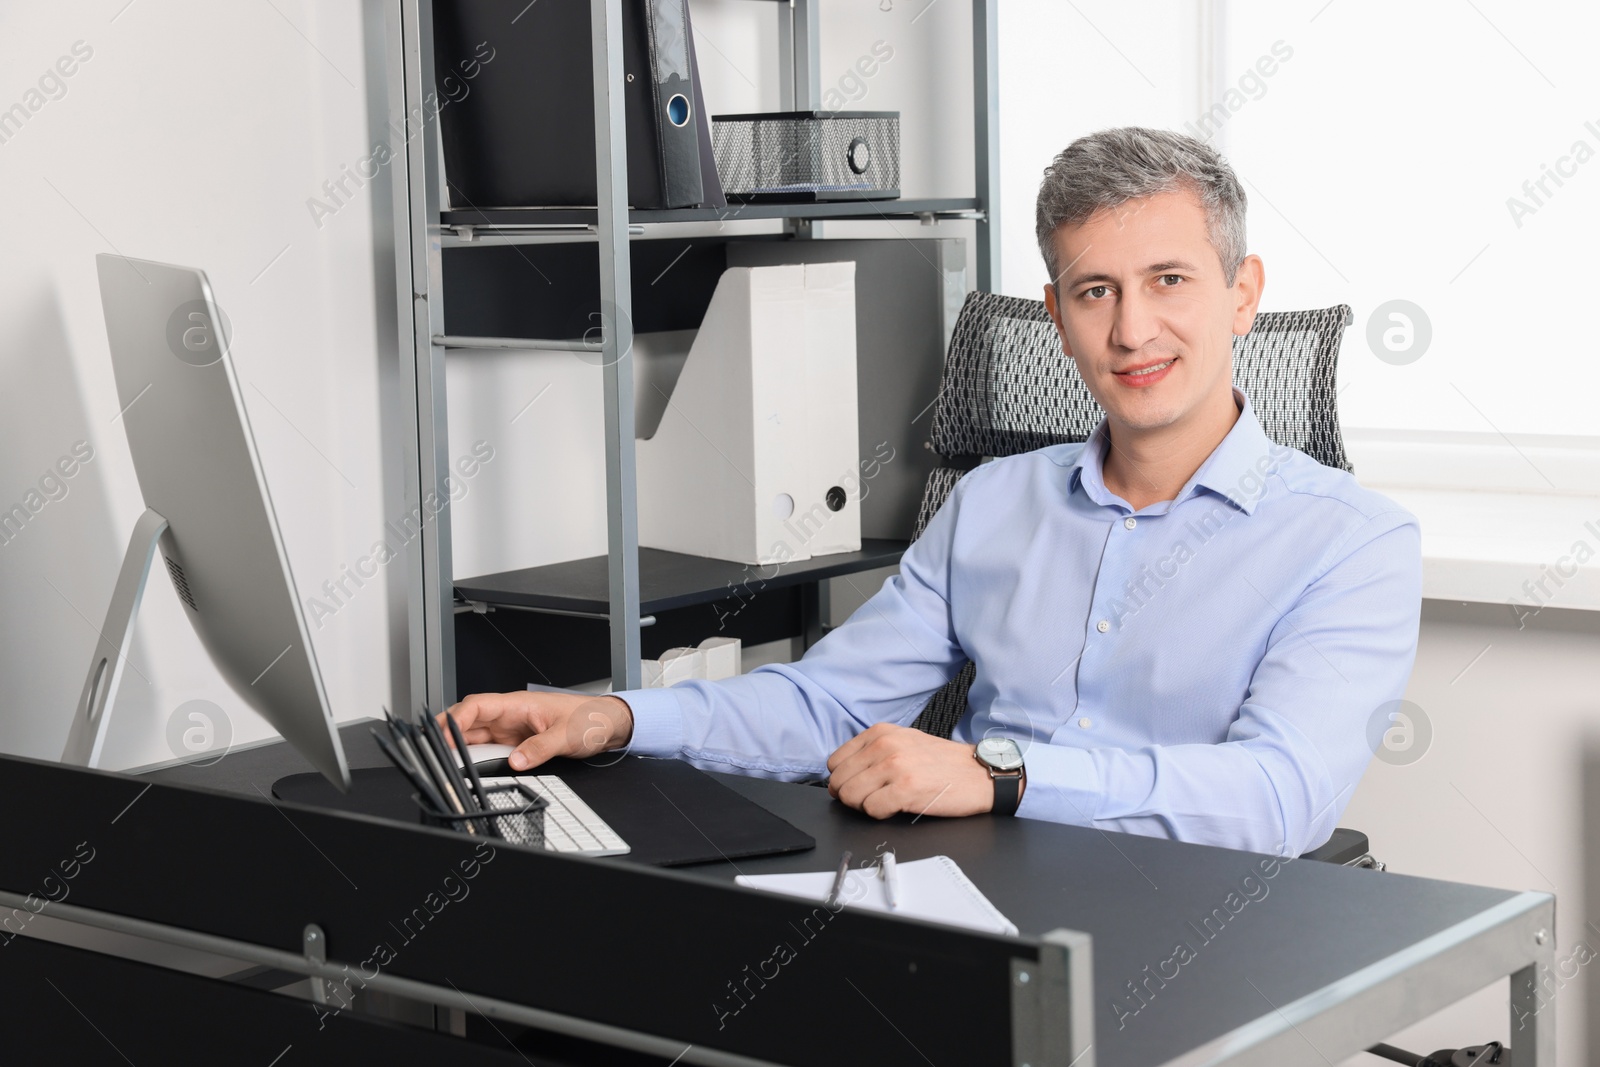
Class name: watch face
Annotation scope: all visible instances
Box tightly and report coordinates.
[977,737,1024,771]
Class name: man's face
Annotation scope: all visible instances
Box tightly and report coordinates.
[1042,187,1262,436]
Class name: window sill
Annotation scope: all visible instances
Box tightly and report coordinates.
[1344,430,1600,614]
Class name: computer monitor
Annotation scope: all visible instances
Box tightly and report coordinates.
[60,255,351,790]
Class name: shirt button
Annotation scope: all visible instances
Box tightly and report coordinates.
[1124,517,1137,530]
[1096,619,1110,633]
[1078,717,1092,729]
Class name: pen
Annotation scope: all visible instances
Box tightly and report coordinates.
[380,710,441,802]
[422,708,479,809]
[412,711,475,833]
[371,726,449,815]
[424,707,492,836]
[445,709,497,838]
[390,718,430,782]
[824,850,853,909]
[880,849,900,909]
[405,719,481,835]
[382,707,431,783]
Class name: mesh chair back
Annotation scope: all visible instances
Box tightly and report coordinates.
[911,292,1354,739]
[929,292,1352,469]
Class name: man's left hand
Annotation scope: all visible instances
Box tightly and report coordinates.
[826,723,1002,819]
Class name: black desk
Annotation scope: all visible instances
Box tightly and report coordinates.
[140,721,1557,1066]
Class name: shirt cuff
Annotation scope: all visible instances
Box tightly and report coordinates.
[1016,741,1099,825]
[614,687,687,758]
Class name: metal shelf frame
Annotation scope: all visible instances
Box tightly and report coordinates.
[437,195,985,230]
[386,0,999,712]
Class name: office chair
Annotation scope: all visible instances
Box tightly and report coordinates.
[907,291,1379,869]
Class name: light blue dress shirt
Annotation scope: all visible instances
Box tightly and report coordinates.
[623,389,1422,856]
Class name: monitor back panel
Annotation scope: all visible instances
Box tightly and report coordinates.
[95,254,348,788]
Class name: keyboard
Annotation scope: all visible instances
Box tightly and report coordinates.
[479,775,630,857]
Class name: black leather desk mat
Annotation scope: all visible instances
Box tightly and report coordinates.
[272,755,814,868]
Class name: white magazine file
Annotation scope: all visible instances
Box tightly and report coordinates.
[637,262,861,565]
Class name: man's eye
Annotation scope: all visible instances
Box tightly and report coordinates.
[1158,274,1183,286]
[1084,285,1110,299]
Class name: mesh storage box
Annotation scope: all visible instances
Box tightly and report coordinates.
[711,110,899,202]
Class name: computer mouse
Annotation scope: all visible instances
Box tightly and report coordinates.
[463,742,517,765]
[461,742,520,777]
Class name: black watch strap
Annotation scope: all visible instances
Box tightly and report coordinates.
[991,769,1022,816]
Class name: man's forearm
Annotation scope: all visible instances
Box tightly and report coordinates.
[1016,738,1329,856]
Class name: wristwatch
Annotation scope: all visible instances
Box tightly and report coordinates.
[974,737,1025,816]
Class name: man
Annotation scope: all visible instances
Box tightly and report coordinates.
[446,127,1421,857]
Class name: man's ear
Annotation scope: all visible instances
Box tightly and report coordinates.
[1231,254,1265,336]
[1042,282,1074,359]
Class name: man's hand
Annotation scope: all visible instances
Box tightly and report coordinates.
[442,691,634,771]
[826,723,1000,819]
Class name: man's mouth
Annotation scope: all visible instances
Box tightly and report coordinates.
[1114,357,1178,381]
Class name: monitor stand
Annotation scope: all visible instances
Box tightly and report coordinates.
[60,507,169,768]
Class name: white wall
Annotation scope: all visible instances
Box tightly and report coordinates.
[1335,603,1600,1064]
[997,0,1209,298]
[0,1,399,768]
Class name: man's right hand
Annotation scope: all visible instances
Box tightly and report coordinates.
[441,692,635,772]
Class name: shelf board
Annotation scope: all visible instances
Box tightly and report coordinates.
[456,539,909,617]
[440,197,981,229]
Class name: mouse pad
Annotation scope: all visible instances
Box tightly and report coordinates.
[272,756,814,867]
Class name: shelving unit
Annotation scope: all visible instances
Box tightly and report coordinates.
[385,0,997,713]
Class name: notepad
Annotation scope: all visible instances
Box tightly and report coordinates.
[735,855,1018,936]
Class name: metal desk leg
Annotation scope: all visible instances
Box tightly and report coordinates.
[1509,951,1557,1065]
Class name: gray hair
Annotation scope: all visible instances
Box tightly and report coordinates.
[1035,127,1248,288]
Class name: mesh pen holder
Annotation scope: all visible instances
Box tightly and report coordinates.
[411,782,547,848]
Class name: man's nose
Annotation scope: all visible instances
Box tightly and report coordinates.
[1110,289,1161,354]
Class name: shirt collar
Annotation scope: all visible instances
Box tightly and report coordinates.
[1067,388,1279,516]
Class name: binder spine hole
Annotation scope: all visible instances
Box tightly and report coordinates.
[825,486,847,512]
[771,493,794,520]
[667,93,691,127]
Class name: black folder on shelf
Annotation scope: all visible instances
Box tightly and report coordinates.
[273,756,813,867]
[433,0,724,211]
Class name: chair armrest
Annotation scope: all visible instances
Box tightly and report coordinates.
[1299,826,1371,865]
